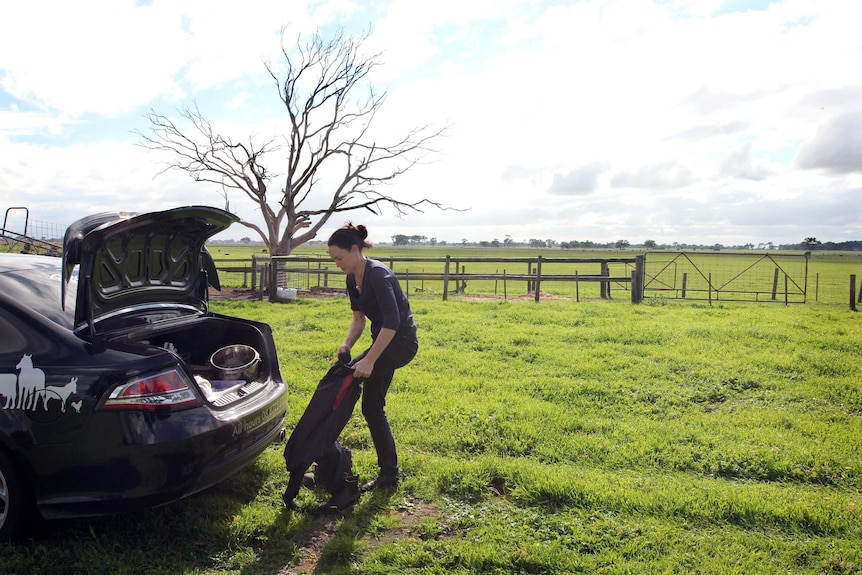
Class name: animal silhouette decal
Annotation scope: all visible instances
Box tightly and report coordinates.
[0,354,79,414]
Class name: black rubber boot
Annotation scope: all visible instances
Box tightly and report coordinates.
[360,467,399,492]
[282,491,296,509]
[282,472,304,509]
[319,474,361,513]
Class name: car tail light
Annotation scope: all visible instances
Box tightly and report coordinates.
[102,368,202,411]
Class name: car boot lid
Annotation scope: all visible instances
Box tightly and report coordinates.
[62,206,239,339]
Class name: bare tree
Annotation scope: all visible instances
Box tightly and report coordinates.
[137,29,451,255]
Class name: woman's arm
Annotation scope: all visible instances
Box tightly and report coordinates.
[351,327,396,378]
[340,310,366,357]
[350,263,403,377]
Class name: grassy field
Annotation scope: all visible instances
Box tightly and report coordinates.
[1,246,861,574]
[208,243,861,306]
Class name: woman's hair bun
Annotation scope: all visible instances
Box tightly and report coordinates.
[328,221,373,250]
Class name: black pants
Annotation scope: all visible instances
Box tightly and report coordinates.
[354,334,417,474]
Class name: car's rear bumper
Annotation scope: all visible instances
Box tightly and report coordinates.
[35,411,285,519]
[190,407,286,496]
[31,383,287,520]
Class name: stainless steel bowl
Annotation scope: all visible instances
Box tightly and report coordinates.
[210,345,261,381]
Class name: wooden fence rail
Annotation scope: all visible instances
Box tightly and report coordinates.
[212,252,811,305]
[254,255,646,303]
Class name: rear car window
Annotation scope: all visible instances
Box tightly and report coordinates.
[0,255,75,330]
[0,311,28,355]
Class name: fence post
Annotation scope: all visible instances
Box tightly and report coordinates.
[503,270,507,300]
[534,256,543,302]
[251,255,257,290]
[634,255,645,303]
[443,256,450,301]
[851,275,858,311]
[269,262,277,302]
[771,267,779,300]
[575,270,579,302]
[708,272,713,305]
[600,260,609,299]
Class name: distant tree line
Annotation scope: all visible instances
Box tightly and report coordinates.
[784,239,862,251]
[381,235,862,251]
[391,234,431,246]
[212,236,861,252]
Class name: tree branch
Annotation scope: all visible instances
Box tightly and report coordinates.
[137,28,460,255]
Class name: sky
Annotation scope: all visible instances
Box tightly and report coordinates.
[1,0,860,248]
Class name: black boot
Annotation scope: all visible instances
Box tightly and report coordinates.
[282,489,297,510]
[361,467,399,492]
[319,474,361,513]
[282,472,304,509]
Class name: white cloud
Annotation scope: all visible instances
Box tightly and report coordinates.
[1,1,187,116]
[795,111,862,174]
[1,0,861,246]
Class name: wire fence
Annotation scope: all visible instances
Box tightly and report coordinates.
[643,251,809,303]
[263,254,646,302]
[1,207,64,241]
[0,205,824,306]
[1,207,64,255]
[222,251,810,305]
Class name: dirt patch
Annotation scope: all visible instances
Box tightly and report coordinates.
[361,499,439,548]
[209,287,581,303]
[208,287,262,301]
[455,290,578,302]
[277,498,439,575]
[276,515,340,575]
[209,286,346,302]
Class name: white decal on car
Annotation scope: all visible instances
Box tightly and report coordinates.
[16,354,45,410]
[0,354,78,414]
[40,378,78,412]
[0,372,16,409]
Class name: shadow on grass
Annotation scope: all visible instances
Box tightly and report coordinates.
[242,487,400,575]
[0,458,271,575]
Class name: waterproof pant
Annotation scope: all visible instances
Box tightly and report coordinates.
[354,333,417,474]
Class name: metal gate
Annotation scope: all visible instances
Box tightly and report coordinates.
[643,251,808,304]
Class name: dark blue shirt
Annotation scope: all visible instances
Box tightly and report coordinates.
[347,258,417,341]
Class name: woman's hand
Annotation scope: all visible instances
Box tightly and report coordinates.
[352,357,375,379]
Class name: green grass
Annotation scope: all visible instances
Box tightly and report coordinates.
[2,247,862,574]
[4,294,861,574]
[206,244,861,306]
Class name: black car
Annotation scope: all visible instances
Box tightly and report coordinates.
[0,206,287,540]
